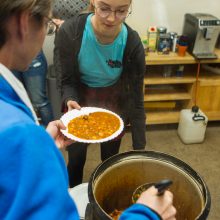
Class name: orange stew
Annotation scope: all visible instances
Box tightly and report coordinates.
[109,209,123,220]
[68,111,120,140]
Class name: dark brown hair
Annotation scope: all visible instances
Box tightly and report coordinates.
[0,0,52,48]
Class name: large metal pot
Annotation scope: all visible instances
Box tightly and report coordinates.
[87,151,211,220]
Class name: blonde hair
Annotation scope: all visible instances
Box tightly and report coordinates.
[85,2,95,13]
[86,0,132,13]
[0,0,52,48]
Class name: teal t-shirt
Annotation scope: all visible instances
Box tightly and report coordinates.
[78,14,128,87]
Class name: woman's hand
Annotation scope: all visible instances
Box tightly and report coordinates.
[46,120,73,149]
[137,186,176,220]
[67,100,81,111]
[52,18,64,29]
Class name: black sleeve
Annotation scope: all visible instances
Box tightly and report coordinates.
[53,19,80,109]
[129,32,146,149]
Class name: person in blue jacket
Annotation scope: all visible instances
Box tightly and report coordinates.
[0,0,176,220]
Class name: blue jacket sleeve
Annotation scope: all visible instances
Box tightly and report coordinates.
[119,204,161,220]
[0,123,79,220]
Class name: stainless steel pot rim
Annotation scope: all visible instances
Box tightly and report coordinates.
[90,150,207,189]
[88,150,211,220]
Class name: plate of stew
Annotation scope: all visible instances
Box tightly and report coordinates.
[60,107,124,143]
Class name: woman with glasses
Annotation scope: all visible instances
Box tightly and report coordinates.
[0,1,82,218]
[0,0,78,218]
[55,0,147,189]
[0,1,176,219]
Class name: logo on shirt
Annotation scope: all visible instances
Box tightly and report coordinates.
[106,59,122,68]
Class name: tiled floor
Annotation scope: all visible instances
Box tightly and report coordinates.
[63,122,220,220]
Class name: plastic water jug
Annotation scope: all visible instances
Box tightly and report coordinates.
[177,106,208,144]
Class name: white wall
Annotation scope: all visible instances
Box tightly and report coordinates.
[126,0,220,36]
[43,0,220,64]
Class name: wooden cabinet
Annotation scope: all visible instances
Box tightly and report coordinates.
[197,61,220,120]
[145,49,220,124]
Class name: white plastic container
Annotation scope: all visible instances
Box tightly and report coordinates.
[69,183,89,220]
[178,108,208,144]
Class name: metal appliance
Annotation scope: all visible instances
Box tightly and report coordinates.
[182,13,220,59]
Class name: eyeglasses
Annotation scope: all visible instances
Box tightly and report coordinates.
[45,17,59,35]
[94,5,131,20]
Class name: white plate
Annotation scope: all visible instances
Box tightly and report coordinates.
[69,183,89,219]
[60,107,124,143]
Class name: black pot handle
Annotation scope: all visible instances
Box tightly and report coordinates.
[85,203,93,220]
[155,179,173,196]
[192,114,206,122]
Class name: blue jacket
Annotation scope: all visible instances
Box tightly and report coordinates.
[0,74,160,220]
[0,75,79,219]
[120,204,161,220]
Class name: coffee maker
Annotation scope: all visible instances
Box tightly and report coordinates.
[182,13,220,59]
